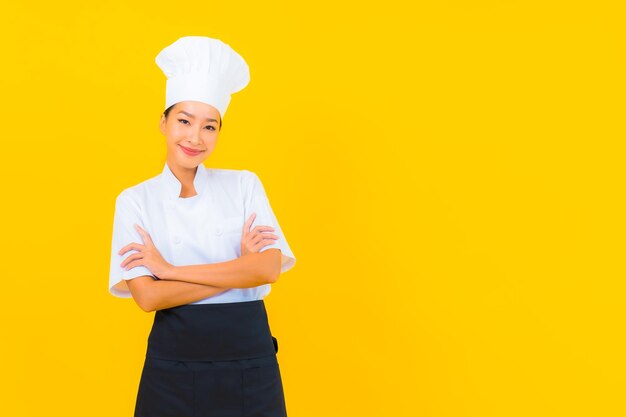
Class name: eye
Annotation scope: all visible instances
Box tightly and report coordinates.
[205,125,216,131]
[178,119,190,125]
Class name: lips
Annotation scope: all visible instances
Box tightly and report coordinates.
[179,145,205,156]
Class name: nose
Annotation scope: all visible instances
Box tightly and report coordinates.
[188,128,202,144]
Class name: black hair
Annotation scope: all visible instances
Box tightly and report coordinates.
[163,103,223,131]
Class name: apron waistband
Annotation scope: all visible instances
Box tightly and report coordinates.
[146,300,277,361]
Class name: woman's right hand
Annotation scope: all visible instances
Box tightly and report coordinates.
[240,213,279,256]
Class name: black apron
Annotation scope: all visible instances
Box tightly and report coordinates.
[134,300,288,417]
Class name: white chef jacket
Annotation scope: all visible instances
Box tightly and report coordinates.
[108,161,296,304]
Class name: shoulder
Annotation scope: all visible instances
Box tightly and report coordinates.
[115,172,161,205]
[205,166,257,178]
[205,167,261,187]
[205,168,268,202]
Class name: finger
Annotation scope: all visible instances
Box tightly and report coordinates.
[118,243,143,255]
[250,231,278,245]
[262,236,279,244]
[241,234,252,246]
[249,233,265,246]
[252,225,275,234]
[134,224,155,246]
[242,213,256,235]
[242,233,264,253]
[260,237,279,251]
[245,213,256,227]
[246,238,262,252]
[251,241,268,252]
[252,231,278,243]
[120,252,142,268]
[124,259,145,270]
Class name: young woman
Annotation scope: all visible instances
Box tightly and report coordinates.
[108,36,296,417]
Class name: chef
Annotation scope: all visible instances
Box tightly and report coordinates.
[108,36,296,417]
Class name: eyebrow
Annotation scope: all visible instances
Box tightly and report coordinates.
[177,110,218,123]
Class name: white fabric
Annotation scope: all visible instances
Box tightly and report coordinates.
[108,162,296,303]
[155,36,250,117]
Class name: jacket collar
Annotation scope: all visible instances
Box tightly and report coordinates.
[160,161,210,200]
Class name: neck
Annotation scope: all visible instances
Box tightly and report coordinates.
[167,159,198,197]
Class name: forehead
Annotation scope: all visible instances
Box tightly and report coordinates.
[174,101,221,119]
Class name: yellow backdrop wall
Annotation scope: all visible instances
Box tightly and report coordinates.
[0,1,624,416]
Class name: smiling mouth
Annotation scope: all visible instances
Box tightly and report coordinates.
[179,145,205,155]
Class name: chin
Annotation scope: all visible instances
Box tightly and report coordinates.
[179,158,199,168]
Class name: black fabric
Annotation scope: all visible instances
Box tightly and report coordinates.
[134,300,288,417]
[146,300,277,362]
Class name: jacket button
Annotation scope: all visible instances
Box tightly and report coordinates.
[216,227,223,236]
[174,236,181,244]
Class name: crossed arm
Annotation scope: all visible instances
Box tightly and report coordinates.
[125,249,282,312]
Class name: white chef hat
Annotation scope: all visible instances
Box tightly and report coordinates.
[155,36,250,119]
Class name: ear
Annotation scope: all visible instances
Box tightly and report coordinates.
[159,114,166,135]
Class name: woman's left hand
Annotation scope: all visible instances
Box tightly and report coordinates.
[119,224,174,279]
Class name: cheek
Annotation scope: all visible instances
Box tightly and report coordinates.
[169,125,186,137]
[203,135,218,148]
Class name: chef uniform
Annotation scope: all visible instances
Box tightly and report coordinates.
[108,36,296,417]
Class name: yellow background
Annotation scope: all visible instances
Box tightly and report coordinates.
[1,1,625,416]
